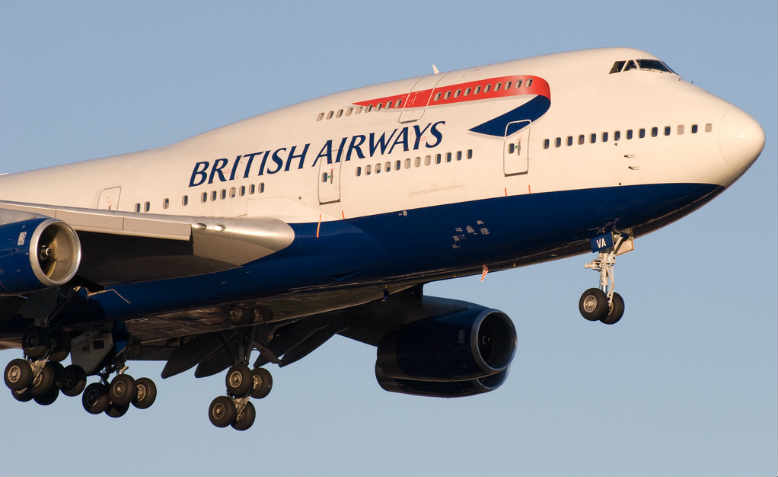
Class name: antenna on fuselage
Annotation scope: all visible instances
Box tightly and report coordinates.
[432,64,440,75]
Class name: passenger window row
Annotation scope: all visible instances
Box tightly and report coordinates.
[542,123,713,150]
[134,182,266,213]
[355,149,474,177]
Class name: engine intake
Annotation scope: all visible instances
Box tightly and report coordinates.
[376,368,508,398]
[377,307,516,382]
[0,217,82,293]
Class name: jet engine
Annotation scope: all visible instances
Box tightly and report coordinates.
[0,216,82,294]
[375,307,516,397]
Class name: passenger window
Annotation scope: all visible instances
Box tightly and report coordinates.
[346,107,354,116]
[578,135,585,145]
[249,184,256,194]
[602,132,609,142]
[609,60,626,74]
[220,189,226,199]
[555,137,562,147]
[163,198,169,209]
[396,100,402,108]
[144,201,150,212]
[474,86,481,95]
[405,158,411,168]
[260,183,265,193]
[544,138,550,149]
[590,133,596,143]
[365,165,371,175]
[446,152,452,162]
[385,161,391,172]
[201,192,207,202]
[444,91,451,99]
[182,195,189,206]
[376,103,383,111]
[566,136,573,146]
[464,87,471,96]
[211,191,217,201]
[229,187,236,198]
[356,166,361,177]
[425,155,431,166]
[516,79,523,88]
[626,129,633,139]
[614,130,621,141]
[456,151,462,161]
[705,123,712,132]
[677,125,684,135]
[505,81,512,89]
[135,203,141,213]
[484,84,491,93]
[651,127,658,137]
[376,163,381,173]
[336,109,343,118]
[623,60,637,71]
[639,128,646,138]
[691,124,698,134]
[395,160,401,170]
[327,111,334,119]
[316,112,324,121]
[454,89,461,98]
[435,153,442,164]
[415,157,421,167]
[495,82,502,91]
[434,92,441,101]
[467,149,473,159]
[664,126,671,136]
[509,143,516,154]
[526,79,532,87]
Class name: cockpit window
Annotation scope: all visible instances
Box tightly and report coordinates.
[623,60,638,71]
[609,60,626,74]
[637,59,676,74]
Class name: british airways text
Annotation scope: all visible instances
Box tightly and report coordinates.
[188,120,445,187]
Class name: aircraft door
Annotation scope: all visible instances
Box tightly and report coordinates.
[503,120,531,175]
[98,186,121,210]
[398,74,445,123]
[318,161,342,204]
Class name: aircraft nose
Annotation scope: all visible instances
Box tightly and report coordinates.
[717,106,765,186]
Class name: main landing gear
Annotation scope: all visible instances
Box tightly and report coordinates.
[3,328,158,419]
[208,365,272,431]
[579,231,633,325]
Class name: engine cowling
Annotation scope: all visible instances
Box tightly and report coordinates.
[0,217,82,294]
[376,368,508,398]
[376,307,517,382]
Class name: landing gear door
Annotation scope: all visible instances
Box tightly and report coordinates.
[399,74,445,123]
[318,162,342,204]
[98,186,121,210]
[503,120,530,176]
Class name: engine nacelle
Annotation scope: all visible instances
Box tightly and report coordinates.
[0,216,82,294]
[376,368,508,398]
[376,307,516,382]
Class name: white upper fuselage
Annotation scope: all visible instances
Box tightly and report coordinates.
[0,48,764,227]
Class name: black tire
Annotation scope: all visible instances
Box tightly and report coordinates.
[250,368,273,399]
[108,374,136,407]
[59,365,87,397]
[4,359,33,391]
[579,288,608,321]
[82,383,109,414]
[132,377,157,409]
[29,362,57,397]
[602,292,625,325]
[12,388,34,402]
[105,402,130,418]
[34,387,59,406]
[208,396,236,428]
[231,401,256,431]
[225,366,252,397]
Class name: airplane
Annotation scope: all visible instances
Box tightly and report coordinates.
[0,48,764,431]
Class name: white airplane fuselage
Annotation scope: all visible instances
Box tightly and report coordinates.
[0,48,764,320]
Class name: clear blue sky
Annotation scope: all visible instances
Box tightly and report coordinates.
[0,1,775,475]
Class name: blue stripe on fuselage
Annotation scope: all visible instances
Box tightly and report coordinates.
[73,183,721,321]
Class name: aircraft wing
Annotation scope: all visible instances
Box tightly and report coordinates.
[0,200,295,284]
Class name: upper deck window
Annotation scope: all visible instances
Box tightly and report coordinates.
[637,59,676,74]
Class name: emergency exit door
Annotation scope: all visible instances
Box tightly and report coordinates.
[98,186,121,210]
[318,162,341,204]
[503,120,531,175]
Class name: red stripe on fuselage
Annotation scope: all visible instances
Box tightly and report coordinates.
[353,75,550,111]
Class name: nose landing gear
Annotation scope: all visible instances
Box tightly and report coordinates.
[579,231,633,325]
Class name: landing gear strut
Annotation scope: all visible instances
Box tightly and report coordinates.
[579,231,633,325]
[207,335,273,431]
[80,362,158,418]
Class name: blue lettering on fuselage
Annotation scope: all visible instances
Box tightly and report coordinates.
[187,120,446,187]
